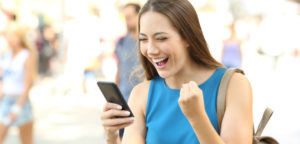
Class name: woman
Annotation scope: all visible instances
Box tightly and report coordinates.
[221,22,243,68]
[101,0,253,143]
[0,23,36,144]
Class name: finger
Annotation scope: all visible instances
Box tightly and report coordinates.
[182,83,189,90]
[189,81,198,88]
[114,121,134,130]
[105,121,134,132]
[180,84,187,97]
[101,109,131,120]
[102,117,134,126]
[189,81,198,94]
[103,103,122,112]
[185,83,191,96]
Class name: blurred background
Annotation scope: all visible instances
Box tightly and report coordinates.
[0,0,299,143]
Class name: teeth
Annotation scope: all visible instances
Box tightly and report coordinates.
[153,57,168,63]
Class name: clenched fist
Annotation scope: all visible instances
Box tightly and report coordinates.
[179,81,206,120]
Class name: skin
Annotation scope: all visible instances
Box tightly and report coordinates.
[0,31,35,144]
[101,11,253,144]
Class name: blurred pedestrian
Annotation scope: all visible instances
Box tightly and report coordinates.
[115,3,141,102]
[0,22,36,144]
[221,22,242,68]
[114,3,142,138]
[62,6,104,94]
[38,25,58,77]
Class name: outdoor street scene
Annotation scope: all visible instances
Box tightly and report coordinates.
[1,0,300,143]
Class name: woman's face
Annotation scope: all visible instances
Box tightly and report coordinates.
[139,11,190,78]
[5,31,21,49]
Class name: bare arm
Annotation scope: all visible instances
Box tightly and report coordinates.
[16,52,36,107]
[180,73,253,144]
[101,81,149,144]
[219,73,253,143]
[121,81,149,144]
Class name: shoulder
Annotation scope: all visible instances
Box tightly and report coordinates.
[226,72,252,107]
[116,35,127,46]
[24,50,37,68]
[115,35,126,54]
[24,50,35,61]
[20,49,31,59]
[129,80,151,102]
[229,72,251,91]
[128,80,151,115]
[134,80,151,91]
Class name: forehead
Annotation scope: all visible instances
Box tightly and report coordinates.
[140,11,177,34]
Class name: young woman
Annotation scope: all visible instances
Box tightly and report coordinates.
[101,0,253,143]
[0,23,36,144]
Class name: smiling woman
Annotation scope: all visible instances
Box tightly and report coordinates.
[138,0,223,81]
[100,0,253,144]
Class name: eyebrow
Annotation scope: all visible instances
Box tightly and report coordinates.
[139,32,168,37]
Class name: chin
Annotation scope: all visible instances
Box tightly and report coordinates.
[157,70,172,79]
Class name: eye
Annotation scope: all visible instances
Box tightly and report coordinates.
[139,38,147,41]
[157,37,167,41]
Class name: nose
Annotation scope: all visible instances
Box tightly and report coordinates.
[147,40,159,56]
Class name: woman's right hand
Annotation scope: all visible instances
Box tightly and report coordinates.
[101,102,134,141]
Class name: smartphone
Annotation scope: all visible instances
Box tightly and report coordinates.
[97,81,134,117]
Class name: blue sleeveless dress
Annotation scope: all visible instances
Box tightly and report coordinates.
[145,68,226,144]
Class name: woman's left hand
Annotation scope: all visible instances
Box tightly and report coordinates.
[179,81,206,120]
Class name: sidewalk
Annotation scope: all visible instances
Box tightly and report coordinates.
[3,76,107,144]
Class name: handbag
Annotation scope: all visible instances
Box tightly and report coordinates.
[217,68,279,144]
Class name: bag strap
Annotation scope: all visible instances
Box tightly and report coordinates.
[217,68,244,133]
[255,107,274,136]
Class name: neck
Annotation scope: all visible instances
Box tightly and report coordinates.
[11,46,22,55]
[128,29,137,40]
[165,62,214,89]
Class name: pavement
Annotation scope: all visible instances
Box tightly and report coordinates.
[3,75,107,144]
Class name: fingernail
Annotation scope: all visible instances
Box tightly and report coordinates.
[124,111,130,115]
[130,117,134,121]
[117,105,122,109]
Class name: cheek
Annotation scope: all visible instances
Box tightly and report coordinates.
[7,35,20,45]
[140,44,148,57]
[7,37,16,45]
[167,44,188,63]
[160,43,174,56]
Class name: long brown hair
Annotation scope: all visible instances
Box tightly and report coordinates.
[138,0,223,80]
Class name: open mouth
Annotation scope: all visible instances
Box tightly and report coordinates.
[153,57,169,68]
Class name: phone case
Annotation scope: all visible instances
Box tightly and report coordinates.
[97,81,134,117]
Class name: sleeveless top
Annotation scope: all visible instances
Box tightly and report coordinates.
[222,41,241,68]
[0,49,30,96]
[145,68,226,144]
